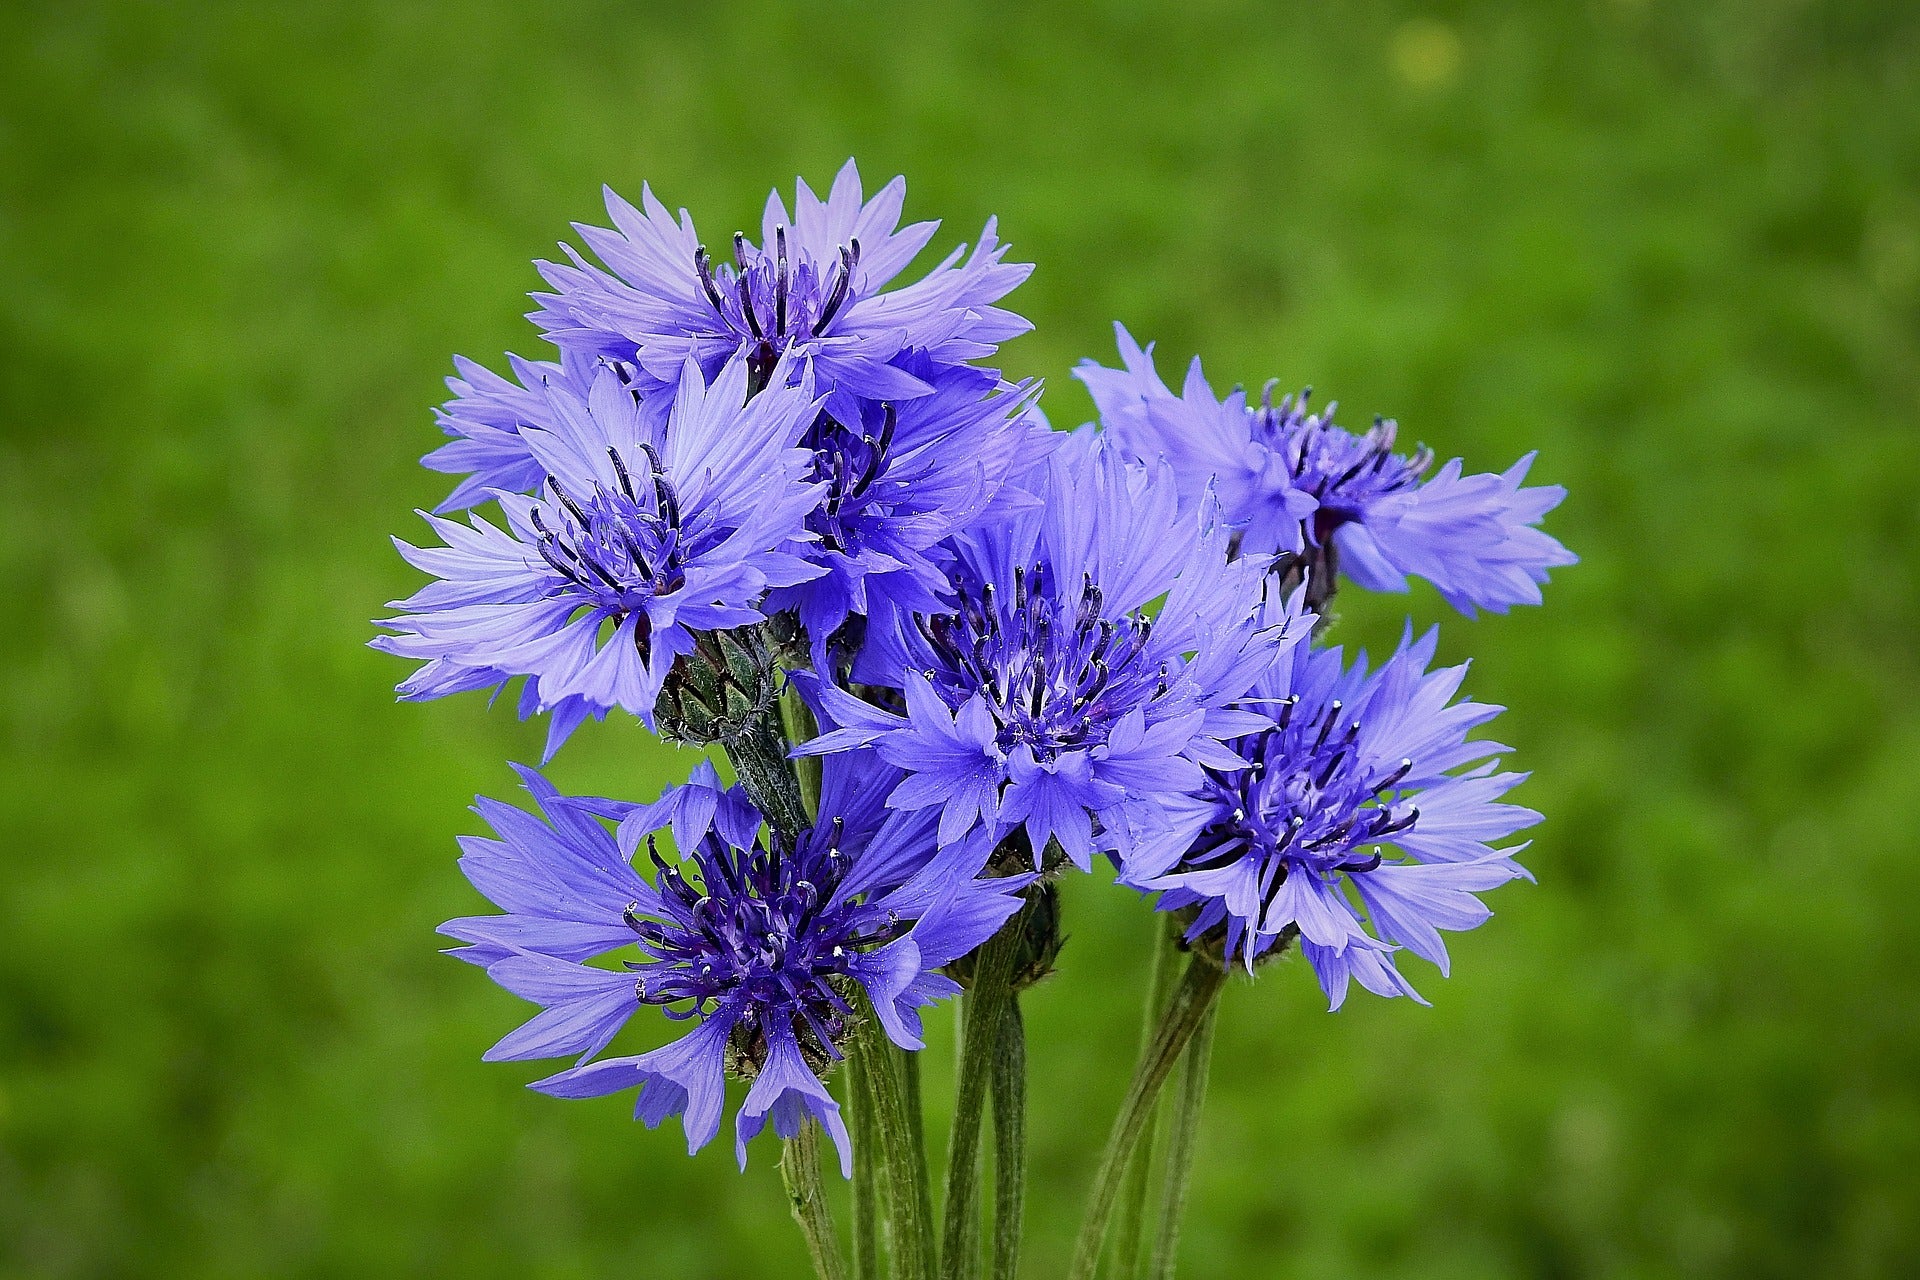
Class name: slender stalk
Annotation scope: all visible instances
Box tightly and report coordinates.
[989,999,1026,1280]
[853,1014,934,1280]
[847,1040,880,1280]
[940,925,1022,1280]
[900,1045,938,1268]
[779,678,822,821]
[1066,955,1227,1280]
[1144,1000,1217,1280]
[1110,920,1181,1275]
[784,1123,851,1280]
[951,997,981,1280]
[723,704,810,841]
[955,1141,983,1280]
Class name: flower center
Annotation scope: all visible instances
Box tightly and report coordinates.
[915,563,1166,760]
[621,825,904,1058]
[530,445,689,620]
[802,402,897,553]
[1251,387,1431,529]
[694,227,862,382]
[1191,695,1417,887]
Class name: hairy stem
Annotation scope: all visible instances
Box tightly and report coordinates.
[723,703,809,842]
[989,999,1027,1280]
[900,1045,938,1268]
[1066,955,1227,1280]
[1111,919,1181,1275]
[784,1123,850,1280]
[952,1000,981,1280]
[1145,1000,1217,1280]
[940,923,1022,1280]
[853,1014,934,1280]
[778,677,822,821]
[847,1042,880,1280]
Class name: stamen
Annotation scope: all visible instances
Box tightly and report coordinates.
[1372,757,1413,793]
[534,537,588,588]
[1312,701,1343,754]
[773,225,789,334]
[607,448,637,502]
[732,232,763,339]
[813,239,860,334]
[693,245,728,317]
[546,477,592,531]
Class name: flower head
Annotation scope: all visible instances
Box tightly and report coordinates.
[769,360,1053,657]
[421,347,629,513]
[531,161,1032,425]
[1078,326,1575,613]
[374,355,824,756]
[1139,626,1538,1007]
[442,754,1026,1175]
[800,433,1314,870]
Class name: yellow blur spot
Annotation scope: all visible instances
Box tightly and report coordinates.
[1392,18,1463,91]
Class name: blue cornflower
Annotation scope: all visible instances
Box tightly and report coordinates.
[769,359,1054,657]
[1078,326,1576,614]
[530,160,1032,425]
[373,354,824,756]
[421,347,641,513]
[416,354,1049,658]
[442,755,1026,1175]
[1137,626,1538,1008]
[799,433,1315,871]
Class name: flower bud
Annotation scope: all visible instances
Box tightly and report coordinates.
[658,626,779,747]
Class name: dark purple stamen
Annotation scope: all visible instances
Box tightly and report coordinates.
[912,560,1164,760]
[527,447,691,615]
[1197,690,1422,887]
[620,820,904,1059]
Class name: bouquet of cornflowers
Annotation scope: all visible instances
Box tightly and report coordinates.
[375,162,1573,1280]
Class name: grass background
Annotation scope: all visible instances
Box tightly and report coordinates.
[4,1,1918,1275]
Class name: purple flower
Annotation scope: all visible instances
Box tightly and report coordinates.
[442,755,1026,1175]
[530,160,1032,425]
[1078,326,1576,614]
[1138,626,1538,1008]
[373,355,824,756]
[798,432,1315,871]
[422,347,642,513]
[769,360,1054,658]
[407,166,1043,648]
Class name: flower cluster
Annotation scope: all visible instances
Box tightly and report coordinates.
[377,164,1571,1177]
[801,432,1312,871]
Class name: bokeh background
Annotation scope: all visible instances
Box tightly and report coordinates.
[4,1,1918,1276]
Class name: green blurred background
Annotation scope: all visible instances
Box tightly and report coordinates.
[4,1,1918,1275]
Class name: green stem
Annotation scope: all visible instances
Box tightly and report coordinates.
[950,1000,981,1280]
[955,1144,982,1280]
[1144,1000,1217,1280]
[940,924,1022,1280]
[1110,919,1181,1276]
[784,1123,851,1280]
[723,703,809,842]
[989,998,1026,1280]
[847,1041,880,1280]
[779,678,822,821]
[853,1013,933,1280]
[900,1045,938,1268]
[1066,955,1227,1280]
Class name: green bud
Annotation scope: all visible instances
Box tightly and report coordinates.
[658,625,779,747]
